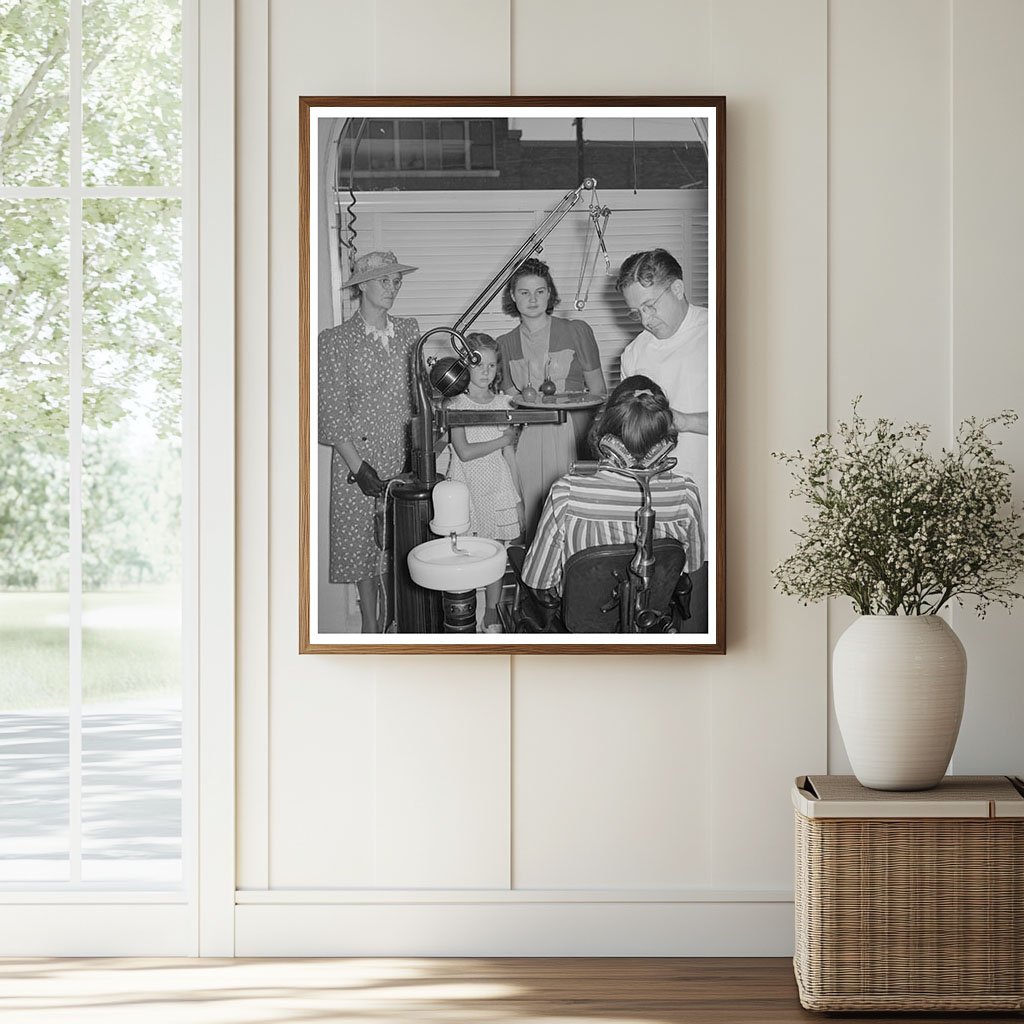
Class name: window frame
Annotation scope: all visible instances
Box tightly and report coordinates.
[339,118,498,175]
[0,0,235,955]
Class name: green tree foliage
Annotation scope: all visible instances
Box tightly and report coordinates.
[81,0,181,186]
[0,0,69,186]
[83,198,182,439]
[82,427,182,589]
[0,0,182,590]
[0,199,68,450]
[0,440,68,587]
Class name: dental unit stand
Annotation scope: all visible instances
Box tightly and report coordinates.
[392,179,612,633]
[603,457,681,633]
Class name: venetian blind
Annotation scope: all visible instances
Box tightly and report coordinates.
[337,189,708,385]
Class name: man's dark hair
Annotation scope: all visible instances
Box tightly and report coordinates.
[615,248,684,293]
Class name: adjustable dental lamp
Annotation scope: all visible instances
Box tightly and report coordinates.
[390,179,612,632]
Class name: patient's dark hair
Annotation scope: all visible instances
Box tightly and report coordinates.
[590,375,677,458]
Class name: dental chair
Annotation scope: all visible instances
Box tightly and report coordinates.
[505,437,693,634]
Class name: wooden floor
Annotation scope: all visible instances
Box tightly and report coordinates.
[0,957,1020,1023]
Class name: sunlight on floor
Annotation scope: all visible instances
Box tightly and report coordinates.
[0,958,668,1024]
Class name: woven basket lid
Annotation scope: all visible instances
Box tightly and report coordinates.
[793,774,1024,819]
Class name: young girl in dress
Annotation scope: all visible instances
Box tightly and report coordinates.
[443,333,523,632]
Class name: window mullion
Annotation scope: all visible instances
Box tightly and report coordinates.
[68,0,84,885]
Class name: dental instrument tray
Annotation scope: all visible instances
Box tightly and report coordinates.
[443,407,566,427]
[510,392,604,410]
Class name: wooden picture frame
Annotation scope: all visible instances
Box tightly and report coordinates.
[300,97,725,653]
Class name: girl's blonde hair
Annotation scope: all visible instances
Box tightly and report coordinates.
[466,332,502,393]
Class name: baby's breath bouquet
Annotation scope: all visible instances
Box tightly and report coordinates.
[773,401,1024,617]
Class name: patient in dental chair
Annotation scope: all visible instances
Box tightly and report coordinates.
[519,375,705,601]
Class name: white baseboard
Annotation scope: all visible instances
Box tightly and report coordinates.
[235,897,795,956]
[0,904,195,956]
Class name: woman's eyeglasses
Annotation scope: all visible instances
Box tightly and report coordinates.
[624,282,673,322]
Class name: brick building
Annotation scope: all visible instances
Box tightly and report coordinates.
[335,117,707,193]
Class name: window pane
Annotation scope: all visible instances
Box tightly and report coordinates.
[82,0,181,186]
[440,120,465,170]
[350,134,369,172]
[423,121,441,170]
[398,120,424,170]
[367,119,395,171]
[0,703,69,881]
[0,200,70,596]
[81,660,181,883]
[81,198,181,883]
[0,199,70,880]
[0,0,70,186]
[469,120,494,170]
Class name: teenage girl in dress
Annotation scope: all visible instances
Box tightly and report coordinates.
[496,257,606,541]
[443,333,523,632]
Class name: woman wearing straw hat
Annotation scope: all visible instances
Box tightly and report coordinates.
[318,251,419,632]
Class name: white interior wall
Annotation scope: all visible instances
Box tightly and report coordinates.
[947,0,1024,773]
[234,0,1024,955]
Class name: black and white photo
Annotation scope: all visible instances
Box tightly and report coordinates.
[300,98,725,653]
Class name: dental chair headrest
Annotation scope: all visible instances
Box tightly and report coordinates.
[598,434,675,470]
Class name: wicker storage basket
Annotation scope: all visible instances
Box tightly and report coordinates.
[793,775,1024,1012]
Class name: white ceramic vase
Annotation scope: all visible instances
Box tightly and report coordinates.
[833,615,967,791]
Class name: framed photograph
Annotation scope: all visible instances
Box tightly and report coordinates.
[300,96,725,653]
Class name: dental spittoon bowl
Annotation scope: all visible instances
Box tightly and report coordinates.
[407,536,507,592]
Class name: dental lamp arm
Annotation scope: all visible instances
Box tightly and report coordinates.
[412,179,601,485]
[451,178,597,335]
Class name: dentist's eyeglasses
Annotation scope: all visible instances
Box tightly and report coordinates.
[624,282,673,322]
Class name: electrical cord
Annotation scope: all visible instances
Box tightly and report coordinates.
[375,477,400,634]
[337,118,368,266]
